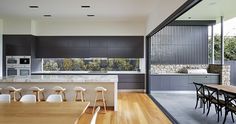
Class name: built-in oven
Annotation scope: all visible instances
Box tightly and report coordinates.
[19,68,31,76]
[6,67,18,76]
[6,67,31,76]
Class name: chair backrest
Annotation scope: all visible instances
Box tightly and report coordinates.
[222,90,236,108]
[46,94,63,103]
[204,85,219,100]
[193,82,204,96]
[0,94,11,103]
[20,95,36,103]
[90,106,100,124]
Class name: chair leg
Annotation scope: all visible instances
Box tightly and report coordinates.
[217,106,220,122]
[206,103,211,116]
[195,97,199,109]
[231,112,235,123]
[223,110,229,124]
[203,102,205,114]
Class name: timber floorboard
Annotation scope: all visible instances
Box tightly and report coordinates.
[79,92,172,124]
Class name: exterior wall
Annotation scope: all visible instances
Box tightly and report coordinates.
[150,64,209,74]
[209,64,230,85]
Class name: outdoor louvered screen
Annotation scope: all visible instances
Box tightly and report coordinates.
[150,26,208,64]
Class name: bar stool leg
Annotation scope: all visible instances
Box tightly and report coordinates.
[75,91,78,101]
[93,92,98,113]
[80,91,84,102]
[18,91,22,101]
[102,91,107,112]
[13,91,17,102]
[37,91,41,102]
[62,91,66,101]
[41,91,45,101]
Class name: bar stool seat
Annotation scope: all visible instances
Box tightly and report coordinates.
[74,87,86,102]
[29,86,45,102]
[52,86,66,101]
[95,87,107,92]
[93,87,107,113]
[6,86,22,101]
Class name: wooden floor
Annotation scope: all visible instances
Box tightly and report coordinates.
[79,92,172,124]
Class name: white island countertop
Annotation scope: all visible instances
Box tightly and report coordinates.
[0,75,118,83]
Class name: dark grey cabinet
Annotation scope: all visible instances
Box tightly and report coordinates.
[3,35,33,56]
[150,74,220,91]
[35,36,144,58]
[150,75,188,90]
[118,74,145,89]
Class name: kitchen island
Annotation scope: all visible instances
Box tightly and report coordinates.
[0,75,118,111]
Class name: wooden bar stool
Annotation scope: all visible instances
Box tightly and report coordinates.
[29,86,45,102]
[74,87,86,102]
[93,87,107,113]
[6,86,22,101]
[52,86,66,101]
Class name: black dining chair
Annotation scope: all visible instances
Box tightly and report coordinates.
[204,85,225,122]
[193,82,207,113]
[222,90,236,124]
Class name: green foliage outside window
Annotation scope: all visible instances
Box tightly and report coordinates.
[210,35,236,61]
[43,58,140,71]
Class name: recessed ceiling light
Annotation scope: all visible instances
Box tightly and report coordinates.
[87,15,95,17]
[43,15,52,17]
[81,6,90,8]
[208,2,216,6]
[29,6,39,8]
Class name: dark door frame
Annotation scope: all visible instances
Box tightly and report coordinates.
[145,0,202,123]
[146,0,202,94]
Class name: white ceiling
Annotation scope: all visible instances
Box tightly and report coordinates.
[0,0,158,21]
[178,0,236,21]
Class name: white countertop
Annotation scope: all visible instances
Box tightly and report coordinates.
[0,75,118,83]
[151,73,220,76]
[31,71,145,75]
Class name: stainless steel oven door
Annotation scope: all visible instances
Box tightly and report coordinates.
[7,68,18,76]
[19,69,30,76]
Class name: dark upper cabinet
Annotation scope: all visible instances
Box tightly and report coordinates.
[35,36,144,58]
[3,35,33,56]
[36,36,90,58]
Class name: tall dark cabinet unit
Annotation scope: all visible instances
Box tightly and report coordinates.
[3,35,35,76]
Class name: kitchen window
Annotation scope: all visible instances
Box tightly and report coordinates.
[42,58,140,72]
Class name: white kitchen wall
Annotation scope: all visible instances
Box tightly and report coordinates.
[35,20,146,36]
[0,19,3,77]
[3,18,32,34]
[146,0,187,34]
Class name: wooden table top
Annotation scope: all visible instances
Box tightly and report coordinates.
[207,84,236,93]
[0,102,90,124]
